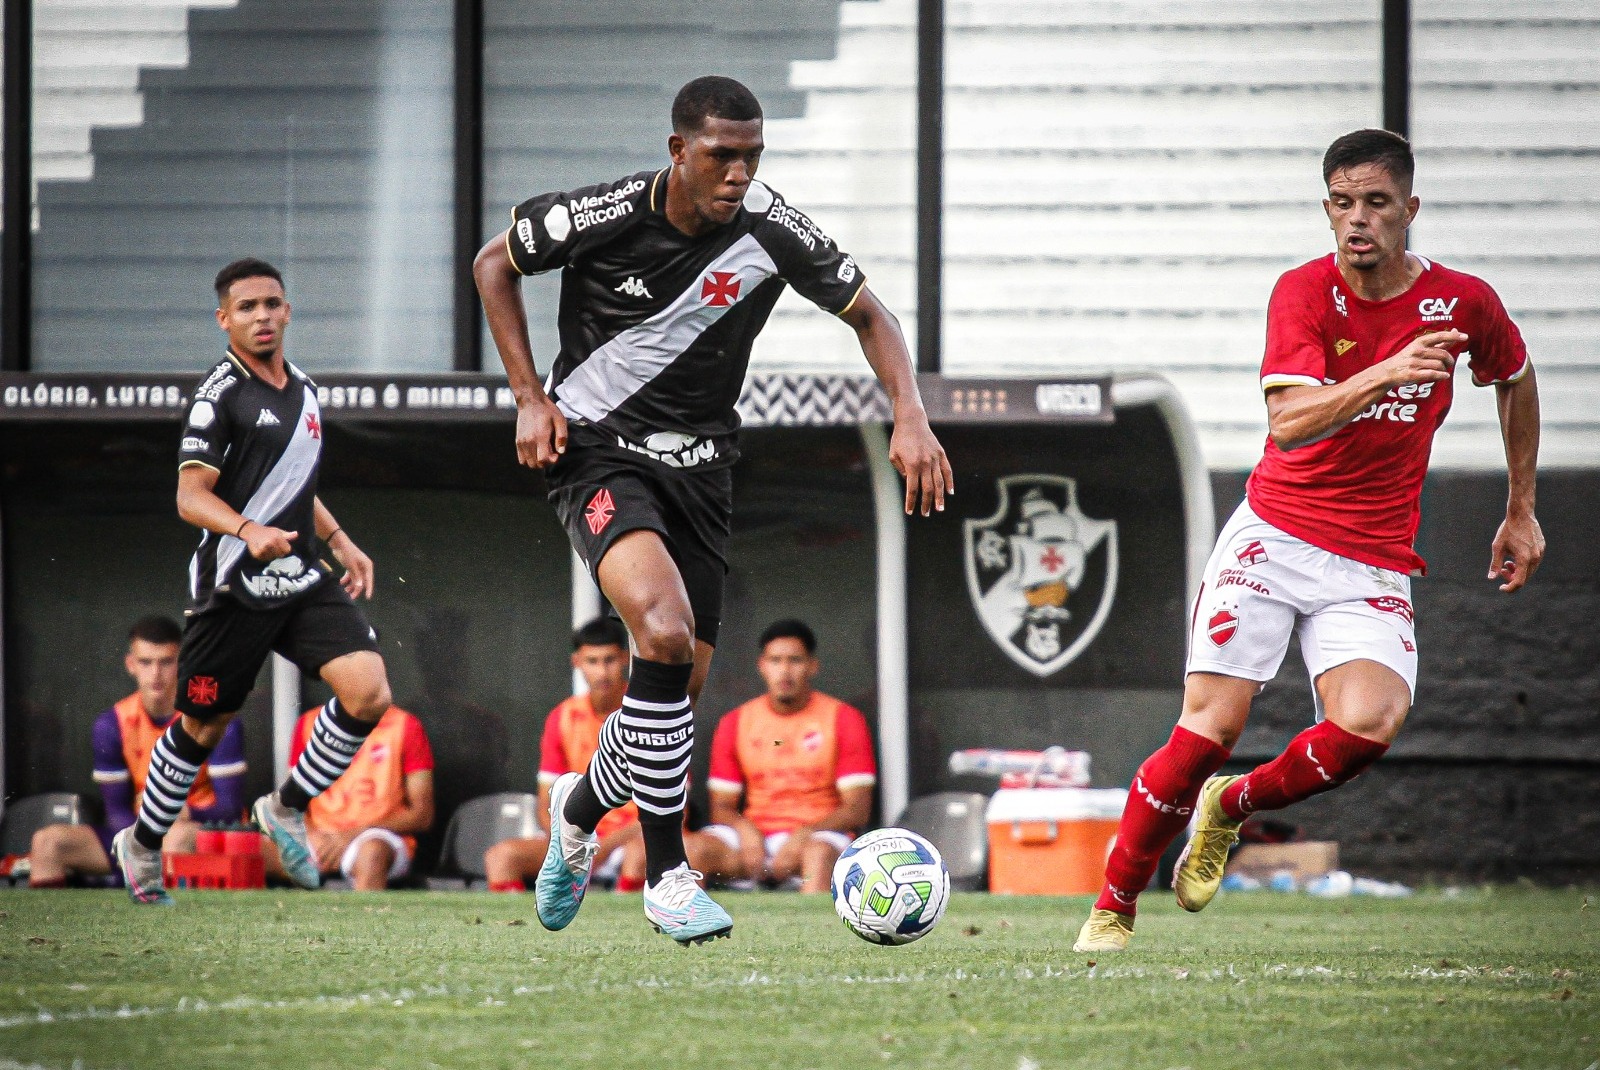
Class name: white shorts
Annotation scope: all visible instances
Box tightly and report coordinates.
[1186,501,1418,706]
[702,824,854,858]
[336,828,412,882]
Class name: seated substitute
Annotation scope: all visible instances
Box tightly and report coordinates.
[29,616,246,888]
[705,619,876,892]
[263,704,433,891]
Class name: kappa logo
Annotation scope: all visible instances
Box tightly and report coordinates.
[1332,287,1348,317]
[700,271,741,307]
[187,676,219,706]
[964,475,1118,678]
[585,488,616,535]
[256,408,281,427]
[1335,338,1357,357]
[1207,609,1239,646]
[614,276,652,298]
[1235,540,1269,567]
[1419,296,1459,322]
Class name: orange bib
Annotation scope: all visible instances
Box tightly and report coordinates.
[114,694,216,813]
[305,708,416,849]
[732,694,844,835]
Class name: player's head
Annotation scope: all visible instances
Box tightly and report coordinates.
[125,615,181,714]
[668,76,764,228]
[757,618,819,706]
[571,616,629,696]
[1321,129,1418,274]
[213,257,290,361]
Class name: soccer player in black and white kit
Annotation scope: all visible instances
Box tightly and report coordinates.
[112,258,398,904]
[475,76,952,943]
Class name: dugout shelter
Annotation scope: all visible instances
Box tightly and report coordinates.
[0,369,1208,860]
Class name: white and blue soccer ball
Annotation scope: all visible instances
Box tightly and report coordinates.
[831,827,950,945]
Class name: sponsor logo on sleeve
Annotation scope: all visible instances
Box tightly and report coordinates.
[194,367,238,402]
[188,400,216,429]
[515,217,537,256]
[766,199,828,251]
[181,435,210,452]
[569,178,645,233]
[836,256,858,284]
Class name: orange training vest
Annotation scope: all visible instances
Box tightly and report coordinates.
[114,694,216,812]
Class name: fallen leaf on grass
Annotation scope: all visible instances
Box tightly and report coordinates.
[1434,997,1446,1005]
[1085,1009,1099,1019]
[1085,959,1097,968]
[1552,988,1574,1002]
[1171,968,1190,980]
[506,919,526,927]
[1439,958,1454,968]
[961,925,981,937]
[26,936,54,945]
[998,919,1013,930]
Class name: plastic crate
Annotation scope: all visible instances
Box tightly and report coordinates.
[163,851,265,890]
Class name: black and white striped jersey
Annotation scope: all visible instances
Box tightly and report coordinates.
[506,167,866,469]
[178,350,329,612]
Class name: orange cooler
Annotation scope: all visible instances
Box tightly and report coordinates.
[986,787,1127,895]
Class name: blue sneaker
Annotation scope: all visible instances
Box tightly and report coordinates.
[536,772,598,931]
[111,827,173,906]
[253,792,321,890]
[643,863,733,945]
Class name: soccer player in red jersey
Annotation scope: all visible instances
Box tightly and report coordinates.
[1075,129,1544,952]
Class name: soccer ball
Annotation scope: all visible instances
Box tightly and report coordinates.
[830,828,950,945]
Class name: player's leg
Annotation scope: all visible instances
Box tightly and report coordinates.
[117,606,274,904]
[28,825,112,887]
[683,827,743,885]
[798,832,850,893]
[163,818,202,856]
[484,836,548,892]
[256,587,387,889]
[609,826,647,893]
[341,829,408,892]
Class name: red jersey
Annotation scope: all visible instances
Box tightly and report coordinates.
[539,696,638,839]
[707,692,876,836]
[292,706,433,850]
[1248,253,1528,573]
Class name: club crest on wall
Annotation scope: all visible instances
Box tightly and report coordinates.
[963,475,1118,677]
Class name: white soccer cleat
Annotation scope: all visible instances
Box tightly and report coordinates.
[643,863,733,945]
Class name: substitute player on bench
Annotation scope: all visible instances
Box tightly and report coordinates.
[112,258,397,905]
[1075,129,1543,952]
[476,75,951,942]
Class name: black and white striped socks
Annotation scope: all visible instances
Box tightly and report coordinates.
[133,718,214,850]
[565,657,694,882]
[277,698,376,811]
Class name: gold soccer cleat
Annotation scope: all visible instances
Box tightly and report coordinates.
[1172,774,1245,913]
[1072,908,1134,953]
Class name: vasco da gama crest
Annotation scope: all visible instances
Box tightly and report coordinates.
[964,475,1118,677]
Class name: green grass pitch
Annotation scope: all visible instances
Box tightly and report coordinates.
[0,887,1593,1069]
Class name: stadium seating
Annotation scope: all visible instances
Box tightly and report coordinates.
[893,791,989,891]
[436,792,539,886]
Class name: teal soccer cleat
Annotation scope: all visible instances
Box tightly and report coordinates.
[111,827,174,906]
[536,772,599,931]
[643,863,733,945]
[253,792,321,890]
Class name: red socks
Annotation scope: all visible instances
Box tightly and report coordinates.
[1220,720,1388,820]
[1095,726,1230,916]
[488,879,525,893]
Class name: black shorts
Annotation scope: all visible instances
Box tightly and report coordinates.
[547,430,732,646]
[176,580,379,719]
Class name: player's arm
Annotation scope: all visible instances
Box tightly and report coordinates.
[1488,363,1543,592]
[91,712,138,832]
[177,464,295,563]
[792,784,874,838]
[1265,329,1467,451]
[839,288,954,517]
[473,233,566,469]
[312,497,374,600]
[377,771,435,835]
[708,786,767,881]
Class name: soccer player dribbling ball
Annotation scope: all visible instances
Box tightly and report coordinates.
[475,76,953,943]
[112,258,399,904]
[1074,129,1545,953]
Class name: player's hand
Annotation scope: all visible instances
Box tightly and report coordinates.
[890,409,954,517]
[241,521,296,562]
[1382,329,1466,387]
[515,395,568,469]
[1488,511,1544,593]
[329,530,376,600]
[737,825,768,883]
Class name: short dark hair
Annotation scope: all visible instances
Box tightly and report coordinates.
[671,76,762,135]
[214,258,284,303]
[573,616,628,652]
[128,615,182,647]
[1322,129,1414,189]
[758,618,816,656]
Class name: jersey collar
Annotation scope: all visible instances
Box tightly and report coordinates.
[648,167,669,214]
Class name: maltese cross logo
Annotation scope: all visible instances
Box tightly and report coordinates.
[305,413,321,439]
[585,488,616,535]
[187,676,219,706]
[700,271,741,307]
